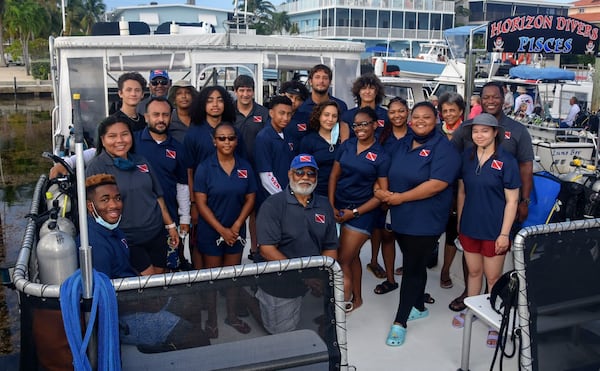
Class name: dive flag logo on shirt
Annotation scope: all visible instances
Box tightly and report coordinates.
[377,119,385,127]
[288,142,294,151]
[137,164,149,173]
[365,152,377,161]
[491,160,504,171]
[315,214,326,224]
[419,149,431,157]
[121,239,129,249]
[297,123,307,132]
[253,116,262,123]
[504,131,511,140]
[237,169,248,179]
[165,149,176,159]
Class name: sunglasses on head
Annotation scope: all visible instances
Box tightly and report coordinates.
[215,135,237,142]
[293,169,317,178]
[151,79,169,86]
[352,121,373,129]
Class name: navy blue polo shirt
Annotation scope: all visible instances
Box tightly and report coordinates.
[283,110,311,155]
[298,95,348,118]
[134,128,187,224]
[334,137,390,206]
[183,121,246,171]
[254,124,295,204]
[388,132,461,236]
[168,110,189,144]
[80,216,137,279]
[460,146,521,240]
[298,131,340,197]
[381,127,414,157]
[86,151,164,244]
[193,154,257,249]
[343,105,388,138]
[234,101,270,166]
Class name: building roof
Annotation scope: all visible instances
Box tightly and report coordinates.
[569,12,600,23]
[571,0,600,7]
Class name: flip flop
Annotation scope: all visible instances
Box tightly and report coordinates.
[386,324,406,346]
[394,267,404,275]
[366,262,386,279]
[452,311,477,329]
[408,307,429,321]
[449,296,467,312]
[224,318,251,334]
[487,328,499,348]
[374,280,399,295]
[440,277,454,289]
[424,293,435,304]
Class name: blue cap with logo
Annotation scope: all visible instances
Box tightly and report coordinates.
[290,154,319,170]
[149,69,169,80]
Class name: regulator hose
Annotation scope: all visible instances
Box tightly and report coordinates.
[60,269,121,371]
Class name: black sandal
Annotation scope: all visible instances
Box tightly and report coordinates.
[448,296,466,312]
[424,293,435,304]
[374,280,399,295]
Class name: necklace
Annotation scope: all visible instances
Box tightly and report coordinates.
[475,148,486,176]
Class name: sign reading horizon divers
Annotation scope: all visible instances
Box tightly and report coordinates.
[487,15,600,55]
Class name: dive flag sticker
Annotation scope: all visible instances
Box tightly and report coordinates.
[237,169,248,179]
[300,155,312,162]
[377,119,385,127]
[365,152,377,161]
[297,123,307,132]
[491,160,504,171]
[419,149,431,157]
[315,214,326,224]
[253,116,262,123]
[166,149,176,159]
[504,131,511,140]
[137,164,149,173]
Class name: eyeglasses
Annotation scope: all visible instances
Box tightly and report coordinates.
[151,79,169,86]
[215,135,237,142]
[352,121,373,129]
[293,169,317,178]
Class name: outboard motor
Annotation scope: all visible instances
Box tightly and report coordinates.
[39,209,76,239]
[36,221,78,285]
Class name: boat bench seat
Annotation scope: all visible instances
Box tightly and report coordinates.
[121,329,330,370]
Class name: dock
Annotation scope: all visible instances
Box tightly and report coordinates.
[0,66,53,98]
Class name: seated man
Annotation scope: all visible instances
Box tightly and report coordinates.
[255,154,338,334]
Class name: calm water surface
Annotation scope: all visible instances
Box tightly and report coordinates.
[0,98,54,355]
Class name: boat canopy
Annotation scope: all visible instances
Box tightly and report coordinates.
[509,65,576,81]
[443,24,487,61]
[443,25,487,37]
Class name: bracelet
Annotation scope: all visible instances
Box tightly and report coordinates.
[165,223,176,230]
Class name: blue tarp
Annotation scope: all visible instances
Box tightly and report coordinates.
[443,25,487,37]
[366,45,396,53]
[509,65,576,81]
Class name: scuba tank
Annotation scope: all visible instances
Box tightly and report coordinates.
[45,183,72,217]
[39,209,76,239]
[36,219,78,285]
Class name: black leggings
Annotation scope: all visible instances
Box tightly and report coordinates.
[394,233,440,326]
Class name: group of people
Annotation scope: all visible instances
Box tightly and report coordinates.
[51,64,534,348]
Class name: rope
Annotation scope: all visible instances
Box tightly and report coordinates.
[60,269,122,371]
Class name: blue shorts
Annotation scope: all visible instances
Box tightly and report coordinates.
[129,229,169,270]
[335,202,376,236]
[199,237,245,257]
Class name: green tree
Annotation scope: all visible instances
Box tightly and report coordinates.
[271,11,291,35]
[289,22,299,35]
[0,0,6,66]
[236,0,276,35]
[3,0,48,74]
[79,0,106,35]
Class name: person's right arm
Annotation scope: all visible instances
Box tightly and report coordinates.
[456,179,465,233]
[259,244,289,261]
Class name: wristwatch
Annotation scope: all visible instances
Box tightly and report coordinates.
[520,198,530,206]
[352,208,360,218]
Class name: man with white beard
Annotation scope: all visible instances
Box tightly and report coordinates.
[254,154,338,334]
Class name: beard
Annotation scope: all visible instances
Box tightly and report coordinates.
[148,123,168,134]
[289,178,317,196]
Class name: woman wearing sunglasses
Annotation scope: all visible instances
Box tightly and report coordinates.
[329,107,390,312]
[375,101,460,347]
[193,122,257,338]
[299,101,349,197]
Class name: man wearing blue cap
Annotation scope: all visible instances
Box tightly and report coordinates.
[255,154,338,334]
[137,69,172,115]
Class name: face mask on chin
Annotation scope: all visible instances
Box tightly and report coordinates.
[90,202,121,230]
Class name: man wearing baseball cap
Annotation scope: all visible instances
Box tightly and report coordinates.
[255,154,338,334]
[137,69,172,115]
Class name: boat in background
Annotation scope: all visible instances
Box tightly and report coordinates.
[378,40,448,79]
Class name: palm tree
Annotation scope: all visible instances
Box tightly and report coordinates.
[271,11,291,35]
[4,0,47,74]
[289,22,299,35]
[79,0,106,35]
[237,0,276,35]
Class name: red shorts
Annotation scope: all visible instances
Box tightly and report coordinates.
[458,233,509,257]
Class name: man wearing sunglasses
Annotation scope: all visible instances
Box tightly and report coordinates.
[255,154,338,334]
[137,69,172,115]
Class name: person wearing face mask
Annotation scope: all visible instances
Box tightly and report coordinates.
[255,154,338,334]
[83,174,142,278]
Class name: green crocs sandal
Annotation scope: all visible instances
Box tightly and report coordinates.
[408,307,429,321]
